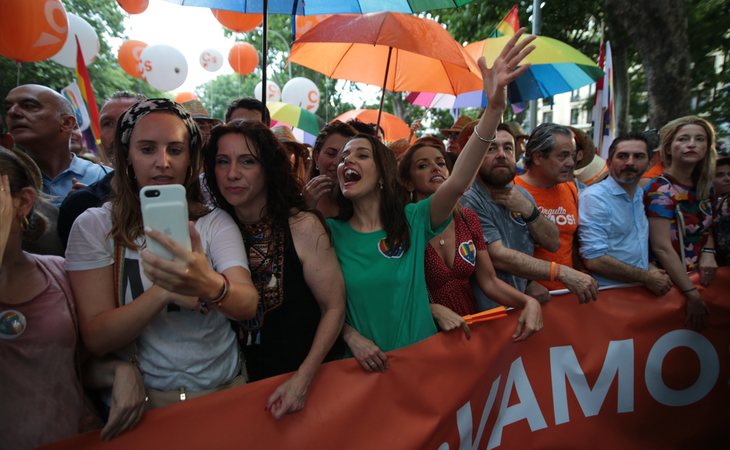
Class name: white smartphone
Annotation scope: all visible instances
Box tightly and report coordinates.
[140,184,191,260]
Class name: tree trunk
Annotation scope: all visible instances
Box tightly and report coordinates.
[604,8,631,135]
[605,0,691,128]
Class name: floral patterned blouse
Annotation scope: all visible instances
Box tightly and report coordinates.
[643,174,714,271]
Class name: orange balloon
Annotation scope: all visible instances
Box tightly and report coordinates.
[212,9,263,33]
[117,0,149,15]
[174,92,198,103]
[0,0,69,62]
[228,43,259,75]
[118,40,148,78]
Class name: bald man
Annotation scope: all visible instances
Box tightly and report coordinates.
[4,84,108,206]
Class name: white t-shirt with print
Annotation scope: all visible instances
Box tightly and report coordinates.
[66,203,247,391]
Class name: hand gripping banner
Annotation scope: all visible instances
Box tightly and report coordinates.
[45,271,730,450]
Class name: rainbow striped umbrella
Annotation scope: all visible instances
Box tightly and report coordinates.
[266,101,323,136]
[405,90,485,109]
[466,34,603,103]
[407,35,601,109]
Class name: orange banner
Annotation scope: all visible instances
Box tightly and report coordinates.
[45,272,730,449]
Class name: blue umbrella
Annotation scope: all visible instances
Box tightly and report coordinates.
[164,0,473,15]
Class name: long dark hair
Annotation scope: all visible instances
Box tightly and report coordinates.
[335,133,410,252]
[204,120,315,228]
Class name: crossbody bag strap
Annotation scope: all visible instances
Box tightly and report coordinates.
[657,175,687,268]
[113,240,125,307]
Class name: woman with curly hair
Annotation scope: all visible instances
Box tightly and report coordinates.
[204,120,345,419]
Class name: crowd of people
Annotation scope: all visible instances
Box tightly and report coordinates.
[0,28,726,449]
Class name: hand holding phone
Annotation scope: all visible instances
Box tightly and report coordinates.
[140,185,191,260]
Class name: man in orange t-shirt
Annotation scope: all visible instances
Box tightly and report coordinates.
[514,123,597,300]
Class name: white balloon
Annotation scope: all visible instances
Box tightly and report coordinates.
[281,77,320,113]
[254,80,281,102]
[140,45,188,92]
[49,13,99,68]
[199,48,223,72]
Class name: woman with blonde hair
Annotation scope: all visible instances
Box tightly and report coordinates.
[644,115,718,329]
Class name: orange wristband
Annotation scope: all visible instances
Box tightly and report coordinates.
[549,261,556,282]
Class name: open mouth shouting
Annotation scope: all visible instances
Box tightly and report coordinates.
[342,168,362,186]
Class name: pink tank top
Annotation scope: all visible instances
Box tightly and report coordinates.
[0,254,84,450]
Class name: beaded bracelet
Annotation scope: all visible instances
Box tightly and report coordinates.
[199,273,230,315]
[473,126,497,143]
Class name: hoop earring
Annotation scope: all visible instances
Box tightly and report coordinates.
[409,191,414,202]
[20,215,29,231]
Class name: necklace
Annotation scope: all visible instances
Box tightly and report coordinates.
[438,234,445,246]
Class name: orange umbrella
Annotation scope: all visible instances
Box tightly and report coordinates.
[335,109,410,142]
[289,12,482,128]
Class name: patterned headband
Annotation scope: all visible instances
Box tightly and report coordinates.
[119,98,201,150]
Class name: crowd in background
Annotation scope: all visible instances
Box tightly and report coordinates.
[1,30,726,449]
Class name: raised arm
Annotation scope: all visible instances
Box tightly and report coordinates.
[265,212,346,419]
[430,30,536,228]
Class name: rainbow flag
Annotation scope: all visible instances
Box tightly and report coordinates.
[488,5,520,37]
[74,36,100,145]
[592,40,615,159]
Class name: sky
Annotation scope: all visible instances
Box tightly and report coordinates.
[122,0,238,93]
[119,0,380,106]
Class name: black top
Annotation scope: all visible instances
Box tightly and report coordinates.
[241,220,344,381]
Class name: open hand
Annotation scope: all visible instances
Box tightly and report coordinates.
[478,28,536,111]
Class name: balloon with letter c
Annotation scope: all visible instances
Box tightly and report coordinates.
[0,0,69,62]
[49,13,99,68]
[254,80,281,102]
[282,77,320,113]
[140,45,188,92]
[118,40,147,78]
[199,48,224,72]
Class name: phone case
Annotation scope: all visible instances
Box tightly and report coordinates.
[140,184,192,260]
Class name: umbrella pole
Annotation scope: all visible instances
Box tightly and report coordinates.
[262,0,268,120]
[376,46,393,135]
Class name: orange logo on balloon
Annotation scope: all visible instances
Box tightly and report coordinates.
[0,0,69,62]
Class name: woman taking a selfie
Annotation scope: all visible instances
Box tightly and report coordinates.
[66,99,258,410]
